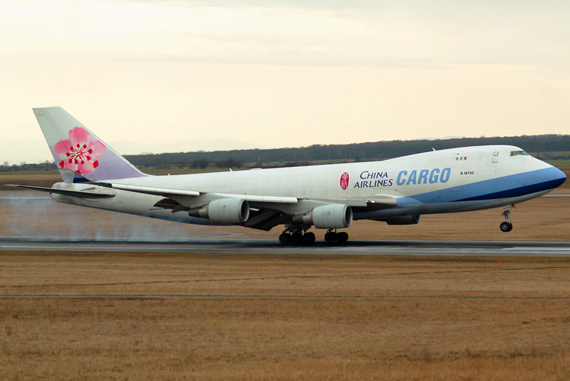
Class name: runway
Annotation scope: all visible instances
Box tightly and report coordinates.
[1,237,569,256]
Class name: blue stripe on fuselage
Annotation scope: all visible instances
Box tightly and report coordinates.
[397,167,565,205]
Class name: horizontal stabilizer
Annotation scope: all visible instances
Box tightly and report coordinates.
[4,184,115,199]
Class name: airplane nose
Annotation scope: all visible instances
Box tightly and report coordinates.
[553,167,567,185]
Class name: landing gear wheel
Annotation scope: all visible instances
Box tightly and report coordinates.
[303,232,316,245]
[500,222,513,232]
[291,233,304,245]
[324,230,349,244]
[280,227,315,245]
[279,233,292,244]
[337,232,349,244]
[325,231,337,243]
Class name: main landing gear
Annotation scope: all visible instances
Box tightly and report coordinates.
[279,227,350,245]
[279,227,315,245]
[324,229,349,244]
[500,205,514,232]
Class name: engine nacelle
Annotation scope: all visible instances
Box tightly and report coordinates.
[381,215,422,225]
[293,204,353,229]
[189,198,250,224]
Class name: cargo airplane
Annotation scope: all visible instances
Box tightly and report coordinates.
[10,107,567,244]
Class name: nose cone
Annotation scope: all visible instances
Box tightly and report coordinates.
[553,167,567,187]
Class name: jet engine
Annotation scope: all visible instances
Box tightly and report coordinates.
[293,204,353,229]
[189,198,250,224]
[381,215,422,225]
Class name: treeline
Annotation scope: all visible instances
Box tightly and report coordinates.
[124,134,570,168]
[2,134,569,172]
[0,162,55,172]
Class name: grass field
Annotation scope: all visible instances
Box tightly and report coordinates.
[545,159,570,170]
[1,252,570,380]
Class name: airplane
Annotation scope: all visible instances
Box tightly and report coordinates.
[9,106,567,244]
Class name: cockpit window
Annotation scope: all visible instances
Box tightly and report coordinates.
[510,151,528,157]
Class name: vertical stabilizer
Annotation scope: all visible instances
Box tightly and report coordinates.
[32,107,147,181]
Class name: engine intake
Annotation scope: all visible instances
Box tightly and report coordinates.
[293,204,353,229]
[189,198,250,224]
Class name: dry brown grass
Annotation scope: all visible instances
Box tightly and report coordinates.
[0,173,61,189]
[2,298,570,380]
[1,252,570,379]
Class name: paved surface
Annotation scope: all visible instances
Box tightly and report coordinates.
[1,237,569,256]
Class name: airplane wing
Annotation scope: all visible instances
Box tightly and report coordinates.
[95,180,301,231]
[90,179,398,208]
[68,171,398,231]
[65,169,298,204]
[4,184,115,199]
[95,181,299,204]
[69,169,396,208]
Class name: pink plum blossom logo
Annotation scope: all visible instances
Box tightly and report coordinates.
[54,127,106,174]
[340,172,349,190]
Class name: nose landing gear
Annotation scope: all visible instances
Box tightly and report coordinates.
[500,205,514,232]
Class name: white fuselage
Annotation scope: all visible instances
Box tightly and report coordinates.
[52,145,565,228]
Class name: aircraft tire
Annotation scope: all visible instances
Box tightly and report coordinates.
[500,222,512,232]
[279,233,292,244]
[324,232,337,243]
[303,232,316,245]
[291,233,304,245]
[337,232,349,243]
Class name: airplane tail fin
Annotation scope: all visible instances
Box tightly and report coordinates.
[33,107,147,182]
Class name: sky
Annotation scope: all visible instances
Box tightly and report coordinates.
[1,0,570,163]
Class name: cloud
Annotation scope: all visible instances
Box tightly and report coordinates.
[2,1,569,69]
[1,0,569,153]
